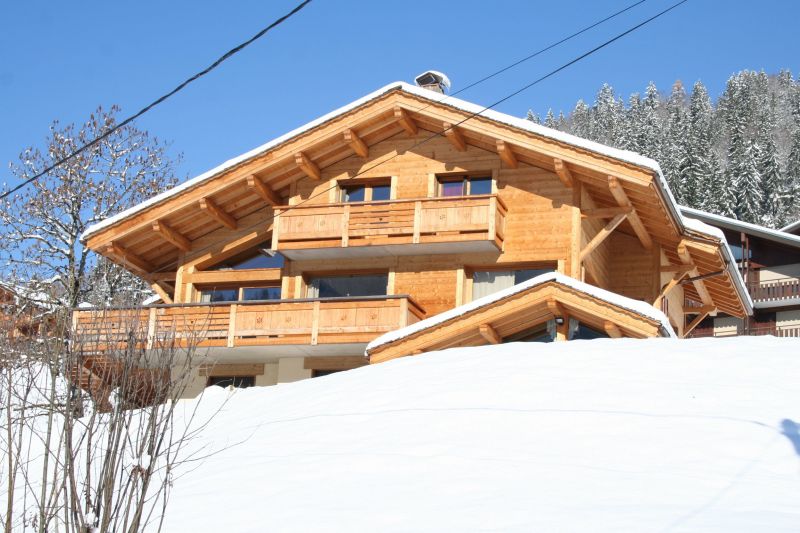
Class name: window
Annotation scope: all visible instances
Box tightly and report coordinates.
[207,376,255,389]
[437,175,492,197]
[211,249,285,270]
[312,369,342,378]
[242,287,282,301]
[340,180,391,203]
[471,268,553,300]
[567,318,609,340]
[503,321,556,343]
[200,288,238,303]
[307,274,388,298]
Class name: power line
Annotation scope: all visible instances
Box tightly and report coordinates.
[0,0,314,201]
[151,0,689,275]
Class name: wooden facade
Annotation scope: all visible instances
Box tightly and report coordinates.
[73,81,751,398]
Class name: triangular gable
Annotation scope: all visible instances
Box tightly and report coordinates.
[366,273,675,363]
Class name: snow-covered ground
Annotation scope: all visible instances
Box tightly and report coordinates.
[160,337,800,532]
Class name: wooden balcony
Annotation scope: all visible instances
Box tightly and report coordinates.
[272,194,507,259]
[688,325,800,338]
[748,278,800,303]
[73,295,424,354]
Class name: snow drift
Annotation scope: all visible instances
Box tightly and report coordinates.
[157,336,800,532]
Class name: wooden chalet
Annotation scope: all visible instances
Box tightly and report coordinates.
[681,207,800,338]
[73,74,752,400]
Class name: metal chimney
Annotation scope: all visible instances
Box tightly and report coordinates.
[414,70,451,94]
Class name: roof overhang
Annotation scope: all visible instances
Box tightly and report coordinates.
[367,273,675,363]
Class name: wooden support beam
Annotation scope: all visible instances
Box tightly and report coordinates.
[496,140,518,168]
[607,176,652,250]
[677,241,714,307]
[152,220,191,252]
[246,175,282,205]
[553,158,573,188]
[294,152,322,181]
[660,263,695,274]
[199,197,237,230]
[393,106,418,136]
[581,206,633,219]
[149,282,173,304]
[442,122,467,151]
[546,297,563,318]
[343,129,369,158]
[579,213,628,261]
[653,271,688,307]
[604,321,622,338]
[478,323,502,345]
[684,310,712,337]
[682,305,716,315]
[105,243,153,273]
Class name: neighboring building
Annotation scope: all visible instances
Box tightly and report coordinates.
[72,75,751,404]
[681,207,800,338]
[783,219,800,237]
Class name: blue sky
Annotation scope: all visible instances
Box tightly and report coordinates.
[1,0,798,185]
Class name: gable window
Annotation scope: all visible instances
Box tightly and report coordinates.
[471,268,553,300]
[200,288,238,303]
[568,318,609,340]
[207,375,255,389]
[242,287,282,301]
[437,175,492,197]
[340,179,391,203]
[307,273,388,298]
[211,249,285,270]
[503,321,556,343]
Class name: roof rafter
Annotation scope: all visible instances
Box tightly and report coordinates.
[343,129,369,158]
[393,106,418,136]
[478,323,501,344]
[152,220,191,252]
[246,175,282,205]
[294,151,322,180]
[442,122,467,152]
[199,197,237,230]
[496,140,519,168]
[553,158,574,188]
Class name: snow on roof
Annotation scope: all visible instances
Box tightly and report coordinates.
[681,206,800,249]
[81,81,671,242]
[367,272,676,353]
[781,219,800,234]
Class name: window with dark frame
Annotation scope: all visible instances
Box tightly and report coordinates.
[207,376,255,389]
[340,179,391,203]
[437,175,492,197]
[307,273,389,298]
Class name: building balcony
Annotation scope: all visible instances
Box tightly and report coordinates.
[748,278,800,304]
[272,194,507,260]
[688,324,800,338]
[72,295,425,357]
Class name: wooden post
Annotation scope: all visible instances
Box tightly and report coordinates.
[342,204,350,248]
[271,208,281,250]
[311,300,321,345]
[487,196,497,241]
[569,179,582,278]
[227,304,237,348]
[146,307,157,350]
[413,201,422,244]
[399,298,408,328]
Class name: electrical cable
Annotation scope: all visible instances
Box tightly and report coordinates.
[0,0,313,200]
[145,0,688,277]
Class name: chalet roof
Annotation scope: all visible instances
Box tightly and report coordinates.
[81,81,675,242]
[367,272,676,362]
[681,206,800,249]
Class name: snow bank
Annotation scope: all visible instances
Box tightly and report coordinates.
[158,336,800,532]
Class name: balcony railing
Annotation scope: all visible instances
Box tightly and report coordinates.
[72,295,424,352]
[272,194,507,259]
[688,325,800,338]
[748,278,800,302]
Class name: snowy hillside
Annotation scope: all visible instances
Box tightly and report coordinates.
[161,337,800,532]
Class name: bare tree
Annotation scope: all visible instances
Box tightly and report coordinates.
[0,105,180,308]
